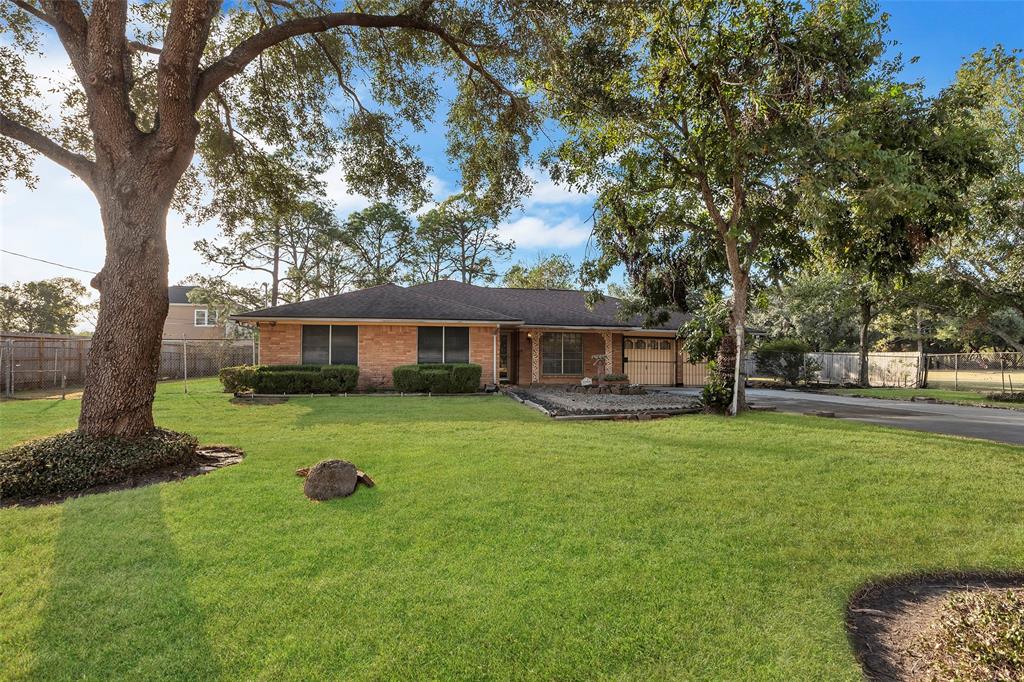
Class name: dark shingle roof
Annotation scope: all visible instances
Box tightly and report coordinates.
[233,280,688,331]
[233,283,521,322]
[409,280,688,330]
[168,285,197,304]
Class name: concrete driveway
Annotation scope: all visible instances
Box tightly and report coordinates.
[655,387,1024,446]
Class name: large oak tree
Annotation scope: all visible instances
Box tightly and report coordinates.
[1,0,549,437]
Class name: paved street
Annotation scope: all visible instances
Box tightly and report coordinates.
[656,388,1024,446]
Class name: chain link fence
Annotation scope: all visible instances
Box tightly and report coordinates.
[925,352,1023,392]
[0,333,257,397]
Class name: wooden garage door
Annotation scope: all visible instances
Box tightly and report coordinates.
[624,337,676,385]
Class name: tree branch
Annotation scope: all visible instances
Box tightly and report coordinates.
[195,10,515,109]
[0,113,96,188]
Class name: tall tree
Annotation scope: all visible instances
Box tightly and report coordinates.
[0,277,90,334]
[502,253,576,289]
[337,202,416,287]
[927,46,1024,350]
[412,193,513,284]
[809,76,996,384]
[546,0,886,413]
[1,0,545,437]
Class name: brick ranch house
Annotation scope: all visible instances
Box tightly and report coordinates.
[231,280,703,389]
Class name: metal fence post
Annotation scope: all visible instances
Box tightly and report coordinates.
[183,338,189,394]
[251,335,257,365]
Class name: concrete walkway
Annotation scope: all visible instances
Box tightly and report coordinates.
[655,387,1024,446]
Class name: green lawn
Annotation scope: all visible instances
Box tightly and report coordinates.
[1,379,1023,680]
[825,386,1024,410]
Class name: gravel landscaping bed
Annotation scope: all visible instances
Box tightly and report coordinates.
[506,386,699,416]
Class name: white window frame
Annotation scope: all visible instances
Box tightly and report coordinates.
[194,308,212,327]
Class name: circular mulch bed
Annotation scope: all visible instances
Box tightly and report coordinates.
[1,445,244,508]
[846,572,1024,681]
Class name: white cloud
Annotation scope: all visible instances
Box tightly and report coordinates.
[497,214,592,249]
[524,167,594,208]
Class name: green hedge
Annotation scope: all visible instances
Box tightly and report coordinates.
[391,363,483,393]
[219,365,259,392]
[251,365,359,394]
[0,428,198,501]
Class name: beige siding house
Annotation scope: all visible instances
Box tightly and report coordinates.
[164,285,225,339]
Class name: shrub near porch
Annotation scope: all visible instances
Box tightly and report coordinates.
[1,378,1023,679]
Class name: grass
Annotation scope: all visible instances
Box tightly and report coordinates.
[1,378,1023,680]
[825,386,1024,410]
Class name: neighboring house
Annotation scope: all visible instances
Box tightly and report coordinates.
[231,280,702,389]
[164,285,225,339]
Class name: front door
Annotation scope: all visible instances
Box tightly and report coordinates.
[624,337,676,385]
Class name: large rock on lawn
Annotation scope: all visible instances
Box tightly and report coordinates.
[303,459,358,501]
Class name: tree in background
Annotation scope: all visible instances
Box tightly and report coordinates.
[925,47,1024,352]
[337,202,416,288]
[1,0,547,437]
[502,253,576,289]
[0,278,90,334]
[412,193,513,284]
[546,0,887,413]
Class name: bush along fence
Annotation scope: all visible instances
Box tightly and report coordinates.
[744,350,1023,392]
[0,332,257,397]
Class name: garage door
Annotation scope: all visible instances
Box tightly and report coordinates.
[624,337,676,385]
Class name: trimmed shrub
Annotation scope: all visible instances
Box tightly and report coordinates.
[392,364,426,392]
[421,368,452,393]
[245,365,360,394]
[0,428,198,501]
[391,363,483,393]
[602,373,628,382]
[755,338,817,385]
[321,365,360,393]
[219,365,259,392]
[259,364,324,373]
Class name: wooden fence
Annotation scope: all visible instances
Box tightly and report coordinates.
[0,332,257,395]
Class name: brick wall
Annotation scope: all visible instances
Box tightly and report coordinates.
[257,322,301,364]
[257,322,497,389]
[469,326,498,386]
[356,325,417,388]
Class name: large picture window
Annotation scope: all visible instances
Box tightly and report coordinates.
[417,326,470,364]
[302,325,358,365]
[541,332,583,375]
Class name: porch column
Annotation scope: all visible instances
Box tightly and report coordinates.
[602,332,613,374]
[531,330,542,384]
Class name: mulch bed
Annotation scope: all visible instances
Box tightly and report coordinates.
[846,572,1024,681]
[1,445,244,508]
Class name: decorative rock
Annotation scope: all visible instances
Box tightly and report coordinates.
[580,377,593,387]
[303,459,358,501]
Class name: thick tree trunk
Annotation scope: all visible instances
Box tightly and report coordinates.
[79,191,172,437]
[78,126,193,438]
[858,297,872,387]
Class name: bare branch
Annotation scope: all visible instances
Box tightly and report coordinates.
[127,40,162,55]
[0,113,96,188]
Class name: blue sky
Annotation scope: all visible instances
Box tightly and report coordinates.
[1,1,1021,308]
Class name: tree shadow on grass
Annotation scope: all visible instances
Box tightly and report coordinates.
[30,486,220,680]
